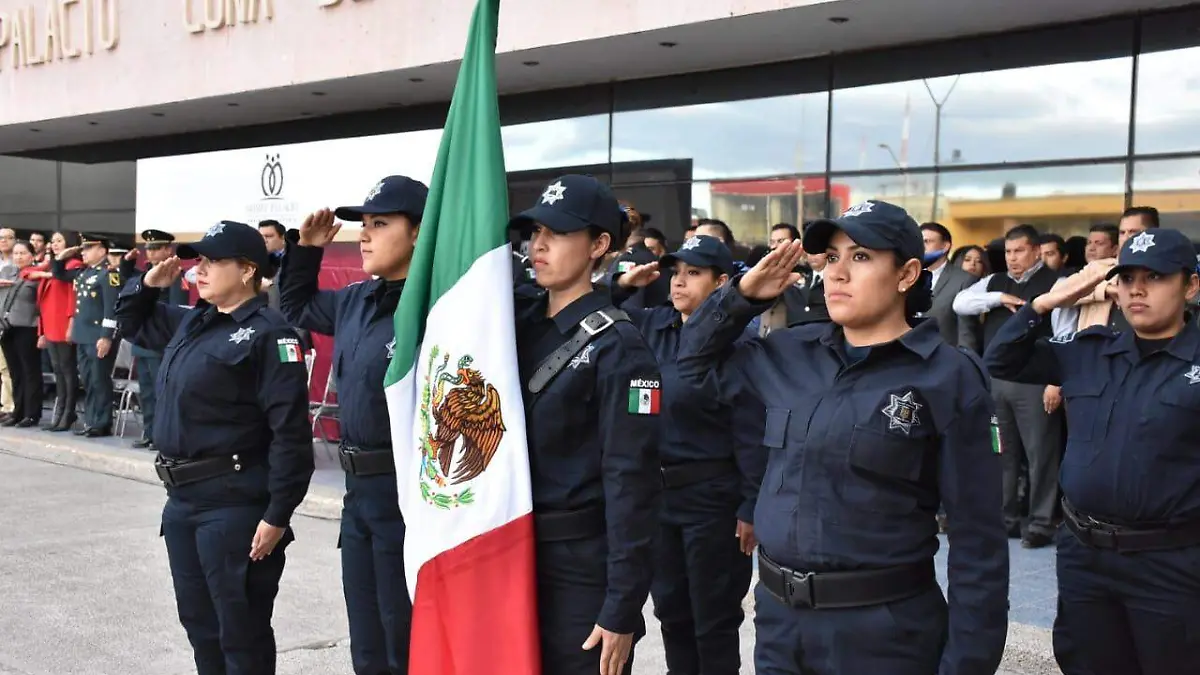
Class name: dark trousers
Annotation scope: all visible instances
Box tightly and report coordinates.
[135,354,162,438]
[651,513,752,674]
[0,327,42,421]
[993,379,1062,536]
[753,583,948,674]
[537,534,640,675]
[340,474,412,675]
[162,467,291,675]
[77,342,116,430]
[46,341,78,425]
[1057,533,1200,675]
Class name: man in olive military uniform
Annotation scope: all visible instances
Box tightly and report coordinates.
[129,229,190,449]
[51,234,121,437]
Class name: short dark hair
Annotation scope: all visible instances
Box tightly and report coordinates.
[771,223,801,241]
[1089,223,1119,247]
[1005,224,1041,248]
[1121,206,1160,229]
[258,220,286,237]
[696,218,734,246]
[638,227,667,243]
[1039,233,1065,253]
[920,222,952,245]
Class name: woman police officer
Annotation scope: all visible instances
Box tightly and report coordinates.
[278,175,429,675]
[507,174,662,675]
[984,228,1200,675]
[676,200,1009,675]
[612,234,766,675]
[114,220,314,675]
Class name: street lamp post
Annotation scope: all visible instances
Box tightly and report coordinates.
[924,75,960,222]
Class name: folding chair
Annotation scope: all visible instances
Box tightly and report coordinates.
[309,368,340,461]
[110,340,141,438]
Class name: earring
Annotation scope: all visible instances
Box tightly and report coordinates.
[900,286,908,293]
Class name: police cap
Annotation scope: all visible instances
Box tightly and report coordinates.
[802,200,923,263]
[660,235,736,276]
[334,175,429,224]
[177,221,271,271]
[508,175,625,240]
[1107,228,1198,279]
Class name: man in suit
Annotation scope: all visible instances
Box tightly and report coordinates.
[921,222,978,350]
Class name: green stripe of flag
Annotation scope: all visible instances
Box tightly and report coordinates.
[384,0,507,388]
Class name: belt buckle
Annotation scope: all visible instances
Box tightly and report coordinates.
[581,311,614,336]
[782,568,816,609]
[338,449,356,473]
[154,461,175,486]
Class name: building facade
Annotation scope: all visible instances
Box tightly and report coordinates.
[1,0,1199,247]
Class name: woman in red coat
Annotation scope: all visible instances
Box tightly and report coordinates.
[26,231,82,431]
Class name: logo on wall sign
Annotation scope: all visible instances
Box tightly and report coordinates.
[261,154,285,199]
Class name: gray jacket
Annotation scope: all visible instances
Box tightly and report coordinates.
[0,267,38,329]
[926,262,979,351]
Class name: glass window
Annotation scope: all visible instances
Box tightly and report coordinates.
[61,161,136,211]
[831,57,1134,172]
[0,213,59,234]
[0,156,59,213]
[832,163,1127,246]
[1134,46,1200,155]
[502,115,610,173]
[611,94,829,180]
[1132,158,1200,237]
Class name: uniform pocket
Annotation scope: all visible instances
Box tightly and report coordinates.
[1061,379,1105,442]
[840,425,930,513]
[762,408,791,448]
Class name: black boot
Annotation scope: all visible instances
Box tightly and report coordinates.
[41,400,63,431]
[53,411,78,433]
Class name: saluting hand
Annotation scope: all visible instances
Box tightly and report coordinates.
[1031,259,1117,314]
[616,262,660,289]
[299,209,341,248]
[582,625,633,675]
[144,257,182,288]
[739,240,805,300]
[250,521,286,561]
[56,246,80,262]
[124,248,140,262]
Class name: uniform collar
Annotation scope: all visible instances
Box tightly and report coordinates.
[816,316,941,360]
[651,308,683,331]
[195,294,267,323]
[1103,318,1200,362]
[550,288,610,334]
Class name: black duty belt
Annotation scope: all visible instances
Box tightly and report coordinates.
[155,453,246,488]
[534,504,606,543]
[338,445,396,477]
[758,549,936,610]
[661,458,737,489]
[1062,498,1200,552]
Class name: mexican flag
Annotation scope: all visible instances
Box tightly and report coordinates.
[383,0,540,673]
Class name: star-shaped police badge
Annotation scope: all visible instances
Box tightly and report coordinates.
[569,344,595,370]
[681,236,701,251]
[229,327,256,344]
[881,390,923,434]
[842,201,876,218]
[206,222,225,238]
[541,181,567,206]
[385,338,396,360]
[1184,365,1200,385]
[364,180,385,203]
[1128,231,1155,254]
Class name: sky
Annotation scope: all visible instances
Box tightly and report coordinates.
[137,45,1200,233]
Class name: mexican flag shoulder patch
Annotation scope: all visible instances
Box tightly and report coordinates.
[277,337,302,363]
[627,376,661,415]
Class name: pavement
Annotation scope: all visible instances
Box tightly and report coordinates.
[0,426,1060,674]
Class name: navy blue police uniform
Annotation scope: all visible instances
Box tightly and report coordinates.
[130,229,191,450]
[677,201,1009,675]
[614,235,766,675]
[278,175,430,675]
[611,243,672,308]
[115,221,314,675]
[51,234,120,436]
[508,175,662,675]
[984,228,1200,675]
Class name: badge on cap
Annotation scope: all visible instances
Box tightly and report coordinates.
[206,222,225,238]
[541,181,567,206]
[681,237,701,251]
[364,180,385,203]
[1128,232,1155,254]
[842,202,876,218]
